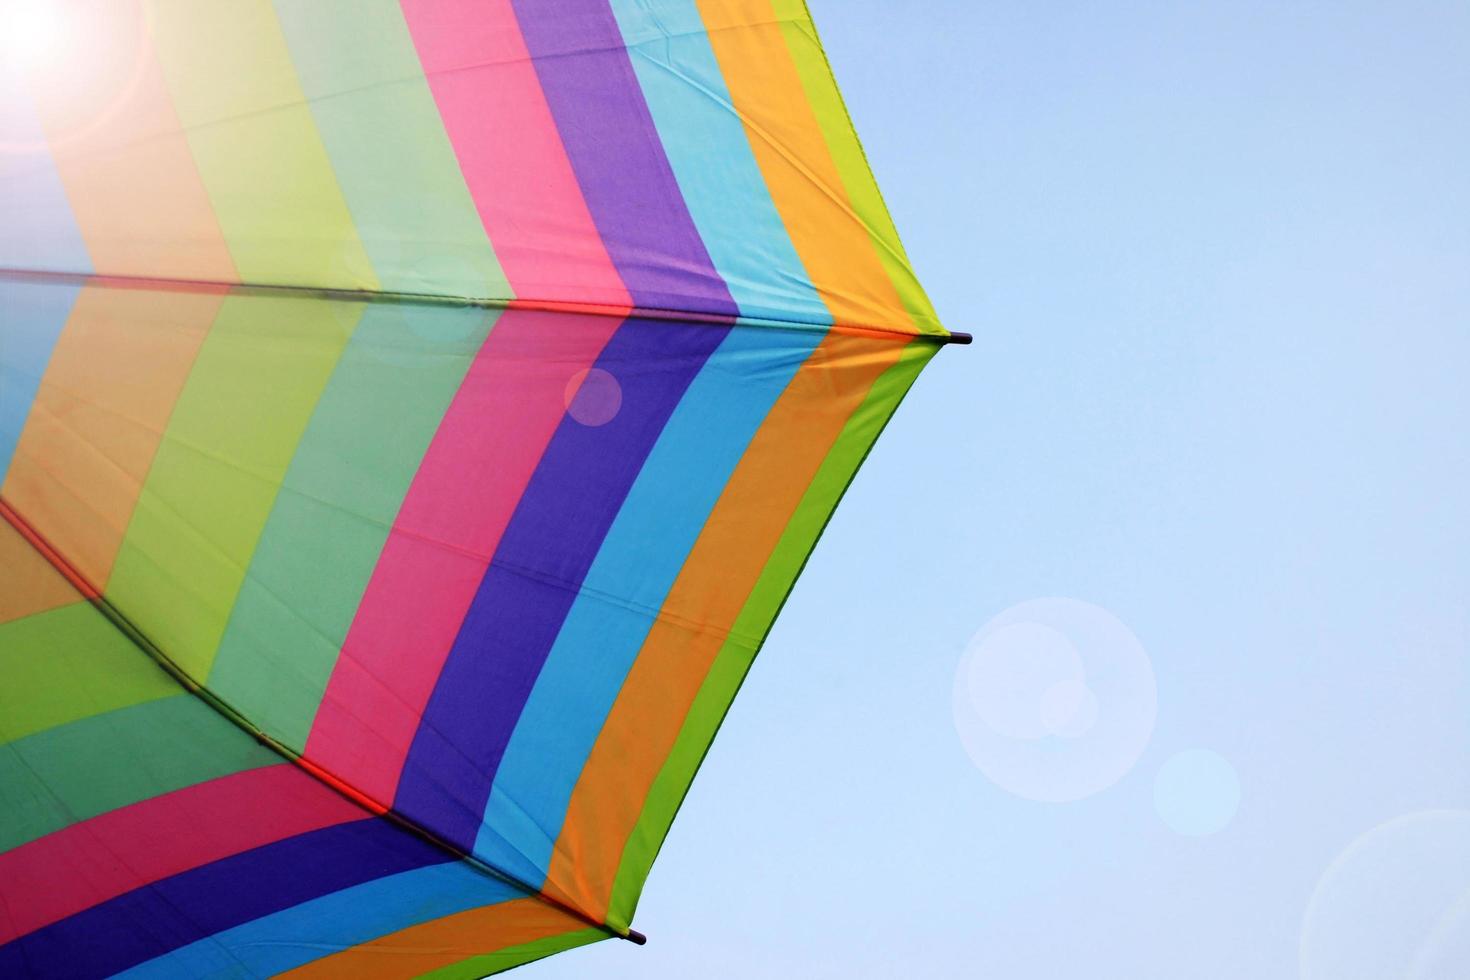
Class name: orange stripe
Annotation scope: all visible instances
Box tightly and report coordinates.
[25,1,236,280]
[279,896,585,979]
[697,0,914,333]
[1,284,222,588]
[544,332,907,924]
[0,498,96,599]
[0,508,82,624]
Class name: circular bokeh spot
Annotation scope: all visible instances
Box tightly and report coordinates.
[1040,676,1099,738]
[1153,749,1240,836]
[564,368,622,427]
[1301,810,1470,980]
[952,598,1157,802]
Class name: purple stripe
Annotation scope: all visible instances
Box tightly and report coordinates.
[510,0,737,316]
[394,316,728,851]
[0,819,451,979]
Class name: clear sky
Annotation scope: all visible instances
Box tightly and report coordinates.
[537,2,1469,976]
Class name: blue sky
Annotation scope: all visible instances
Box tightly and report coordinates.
[536,2,1469,976]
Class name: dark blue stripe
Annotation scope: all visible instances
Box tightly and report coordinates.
[395,316,729,851]
[0,819,452,979]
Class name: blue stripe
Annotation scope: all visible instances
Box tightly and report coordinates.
[0,819,450,979]
[0,282,80,484]
[117,861,522,978]
[511,0,737,316]
[395,316,728,854]
[476,322,821,885]
[608,0,829,325]
[0,69,89,484]
[0,70,92,273]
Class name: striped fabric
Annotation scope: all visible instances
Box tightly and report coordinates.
[0,1,954,976]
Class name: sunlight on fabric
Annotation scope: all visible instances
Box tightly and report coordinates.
[0,3,63,73]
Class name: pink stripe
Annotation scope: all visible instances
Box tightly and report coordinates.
[305,309,623,804]
[0,765,362,944]
[400,0,630,306]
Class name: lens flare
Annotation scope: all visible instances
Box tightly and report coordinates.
[1301,810,1470,979]
[1153,748,1240,836]
[565,368,623,427]
[0,3,63,73]
[953,598,1157,803]
[1,1,152,157]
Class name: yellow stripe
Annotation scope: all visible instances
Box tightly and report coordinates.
[2,285,223,589]
[697,0,918,333]
[146,0,376,289]
[772,0,944,333]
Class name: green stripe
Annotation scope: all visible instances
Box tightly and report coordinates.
[0,602,176,746]
[773,0,944,335]
[605,341,937,925]
[105,294,361,681]
[208,304,499,750]
[273,0,512,299]
[148,0,376,289]
[419,927,607,980]
[0,695,281,851]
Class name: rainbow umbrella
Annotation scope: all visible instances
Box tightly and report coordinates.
[0,1,965,975]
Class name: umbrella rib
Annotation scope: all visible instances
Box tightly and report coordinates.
[0,266,969,346]
[0,494,648,947]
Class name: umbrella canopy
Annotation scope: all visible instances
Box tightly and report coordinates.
[0,1,960,976]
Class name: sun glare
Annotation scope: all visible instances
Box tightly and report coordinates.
[1,3,64,73]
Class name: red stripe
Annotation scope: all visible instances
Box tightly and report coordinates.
[400,0,630,307]
[0,497,98,599]
[0,764,363,944]
[305,308,622,806]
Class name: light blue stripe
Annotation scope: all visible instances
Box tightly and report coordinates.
[116,862,522,979]
[0,68,93,273]
[608,0,828,325]
[0,282,83,485]
[475,324,821,883]
[0,71,90,483]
